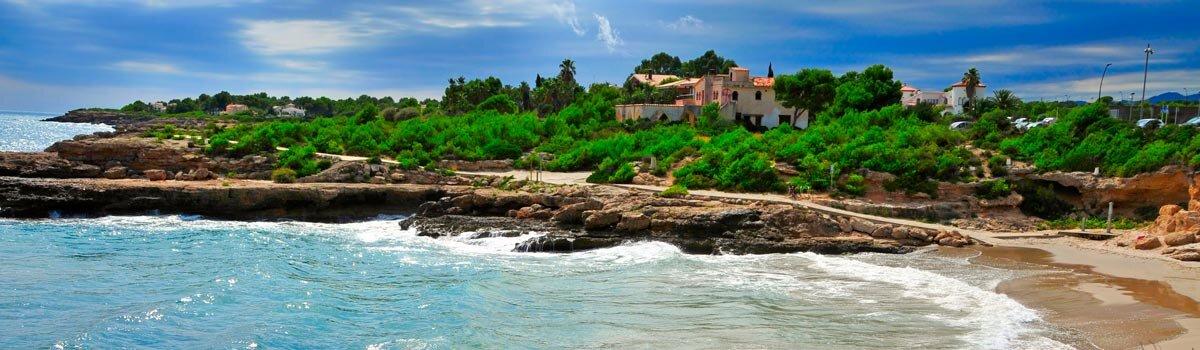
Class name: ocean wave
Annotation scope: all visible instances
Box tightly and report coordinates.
[795,252,1072,350]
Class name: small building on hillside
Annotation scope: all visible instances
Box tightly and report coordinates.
[615,66,806,129]
[150,101,168,113]
[222,104,249,115]
[272,103,306,117]
[900,81,988,114]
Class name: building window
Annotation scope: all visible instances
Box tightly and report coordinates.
[713,92,718,100]
[732,91,739,101]
[755,91,762,100]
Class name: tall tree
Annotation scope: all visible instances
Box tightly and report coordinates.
[989,89,1020,111]
[767,63,774,78]
[962,68,982,114]
[832,64,903,114]
[633,52,683,76]
[680,50,737,77]
[558,59,576,85]
[773,68,836,125]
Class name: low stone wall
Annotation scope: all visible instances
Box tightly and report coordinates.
[437,159,513,172]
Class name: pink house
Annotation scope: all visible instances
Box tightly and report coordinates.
[615,66,808,128]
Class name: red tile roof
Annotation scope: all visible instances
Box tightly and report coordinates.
[752,77,774,87]
[950,81,987,88]
[900,85,919,92]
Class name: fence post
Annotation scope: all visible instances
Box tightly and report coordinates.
[1106,202,1114,233]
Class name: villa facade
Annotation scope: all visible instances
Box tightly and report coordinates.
[615,67,807,129]
[900,81,988,114]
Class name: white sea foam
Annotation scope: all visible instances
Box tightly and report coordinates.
[795,252,1072,350]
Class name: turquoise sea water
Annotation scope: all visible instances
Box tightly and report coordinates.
[0,114,1078,349]
[0,216,1078,349]
[0,111,112,152]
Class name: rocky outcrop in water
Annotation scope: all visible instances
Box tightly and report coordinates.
[400,186,981,255]
[0,177,449,221]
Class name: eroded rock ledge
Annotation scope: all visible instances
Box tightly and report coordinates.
[0,177,450,221]
[399,186,978,255]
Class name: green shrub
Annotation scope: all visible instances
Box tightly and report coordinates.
[271,168,297,183]
[974,179,1012,200]
[840,173,865,196]
[658,184,689,198]
[988,155,1008,177]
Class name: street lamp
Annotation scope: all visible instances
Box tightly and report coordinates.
[1129,92,1136,121]
[1141,44,1154,119]
[1098,63,1112,101]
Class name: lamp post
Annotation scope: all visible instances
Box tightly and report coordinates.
[1129,92,1136,121]
[1098,63,1112,101]
[1140,44,1154,119]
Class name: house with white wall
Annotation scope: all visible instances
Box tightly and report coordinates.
[900,81,987,114]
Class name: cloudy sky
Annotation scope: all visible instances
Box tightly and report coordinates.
[1,0,1198,112]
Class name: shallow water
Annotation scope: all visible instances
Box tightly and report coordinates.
[0,216,1078,349]
[0,111,112,152]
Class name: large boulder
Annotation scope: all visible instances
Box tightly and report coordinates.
[850,218,877,235]
[869,224,893,239]
[144,169,167,181]
[616,212,651,231]
[1163,232,1196,247]
[298,161,371,183]
[583,210,621,230]
[102,166,128,179]
[552,200,604,225]
[1134,236,1162,250]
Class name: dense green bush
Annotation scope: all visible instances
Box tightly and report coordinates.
[658,184,689,198]
[271,168,297,183]
[974,179,1012,200]
[987,155,1008,177]
[840,173,865,196]
[277,144,320,177]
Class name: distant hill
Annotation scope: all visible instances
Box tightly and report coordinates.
[1148,92,1200,104]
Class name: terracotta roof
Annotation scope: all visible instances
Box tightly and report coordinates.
[629,73,681,86]
[900,85,919,92]
[752,77,775,87]
[950,81,987,88]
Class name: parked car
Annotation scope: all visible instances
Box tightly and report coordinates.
[949,121,973,130]
[1136,118,1164,129]
[1012,117,1029,130]
[1040,117,1057,125]
[1183,116,1200,127]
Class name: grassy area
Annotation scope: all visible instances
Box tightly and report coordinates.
[1037,216,1149,230]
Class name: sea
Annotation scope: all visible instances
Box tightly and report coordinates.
[0,111,1078,349]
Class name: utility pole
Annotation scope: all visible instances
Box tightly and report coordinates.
[1141,44,1154,119]
[1098,63,1112,101]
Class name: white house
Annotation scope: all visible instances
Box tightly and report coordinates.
[900,81,988,114]
[272,103,307,117]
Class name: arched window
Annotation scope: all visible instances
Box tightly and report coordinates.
[755,91,762,100]
[732,91,739,101]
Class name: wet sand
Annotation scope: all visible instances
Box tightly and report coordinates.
[965,240,1200,349]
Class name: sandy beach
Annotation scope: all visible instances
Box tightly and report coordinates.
[969,236,1200,349]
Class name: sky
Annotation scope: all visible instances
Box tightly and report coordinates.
[1,0,1199,113]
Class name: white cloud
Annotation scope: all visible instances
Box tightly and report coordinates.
[110,60,181,74]
[664,15,705,31]
[550,1,586,35]
[594,14,622,53]
[237,15,389,55]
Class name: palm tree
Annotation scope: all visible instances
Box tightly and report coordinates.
[961,68,982,113]
[559,59,576,84]
[989,89,1021,111]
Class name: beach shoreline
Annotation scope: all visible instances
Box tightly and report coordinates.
[971,237,1200,349]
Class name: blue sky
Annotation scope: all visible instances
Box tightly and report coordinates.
[1,0,1199,112]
